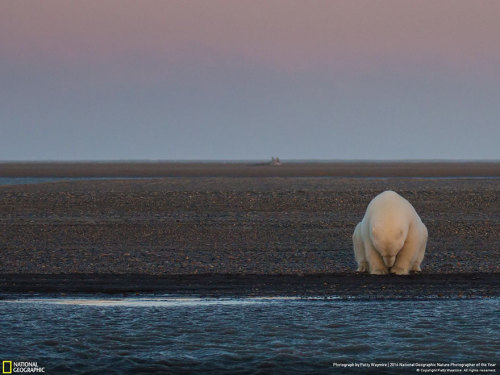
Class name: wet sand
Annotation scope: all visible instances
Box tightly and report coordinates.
[0,162,498,296]
[1,273,498,298]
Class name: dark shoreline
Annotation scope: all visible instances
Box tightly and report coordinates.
[1,273,498,298]
[1,161,499,177]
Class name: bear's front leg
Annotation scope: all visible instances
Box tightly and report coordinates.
[390,226,423,275]
[364,241,388,275]
[390,264,410,275]
[390,251,412,275]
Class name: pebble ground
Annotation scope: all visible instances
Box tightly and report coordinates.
[0,177,498,275]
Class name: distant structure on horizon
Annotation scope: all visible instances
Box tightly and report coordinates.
[270,157,282,166]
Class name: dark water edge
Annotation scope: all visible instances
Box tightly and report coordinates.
[1,161,499,177]
[0,296,498,375]
[1,273,499,299]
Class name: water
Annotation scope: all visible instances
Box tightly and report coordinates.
[1,176,498,186]
[0,177,72,185]
[0,297,498,374]
[0,177,157,185]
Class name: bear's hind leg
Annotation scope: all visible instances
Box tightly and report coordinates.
[410,263,422,272]
[353,223,368,272]
[411,223,428,272]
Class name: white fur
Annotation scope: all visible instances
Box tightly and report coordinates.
[353,191,428,275]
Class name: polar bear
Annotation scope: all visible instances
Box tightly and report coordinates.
[353,190,428,275]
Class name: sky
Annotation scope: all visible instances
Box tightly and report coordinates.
[1,0,499,161]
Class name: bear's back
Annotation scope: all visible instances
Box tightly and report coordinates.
[365,190,416,223]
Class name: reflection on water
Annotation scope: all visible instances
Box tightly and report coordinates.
[0,297,498,374]
[6,296,305,307]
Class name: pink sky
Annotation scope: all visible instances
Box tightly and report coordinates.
[1,1,499,160]
[2,0,499,74]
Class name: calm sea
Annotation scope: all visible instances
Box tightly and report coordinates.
[0,176,498,186]
[0,296,498,374]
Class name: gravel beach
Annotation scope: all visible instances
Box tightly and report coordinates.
[0,163,498,296]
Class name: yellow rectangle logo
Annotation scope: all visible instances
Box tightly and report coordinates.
[2,361,12,374]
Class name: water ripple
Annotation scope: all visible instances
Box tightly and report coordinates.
[0,297,498,374]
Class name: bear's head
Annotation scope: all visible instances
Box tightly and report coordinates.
[371,225,407,267]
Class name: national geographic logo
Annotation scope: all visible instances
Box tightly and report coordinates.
[2,362,45,373]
